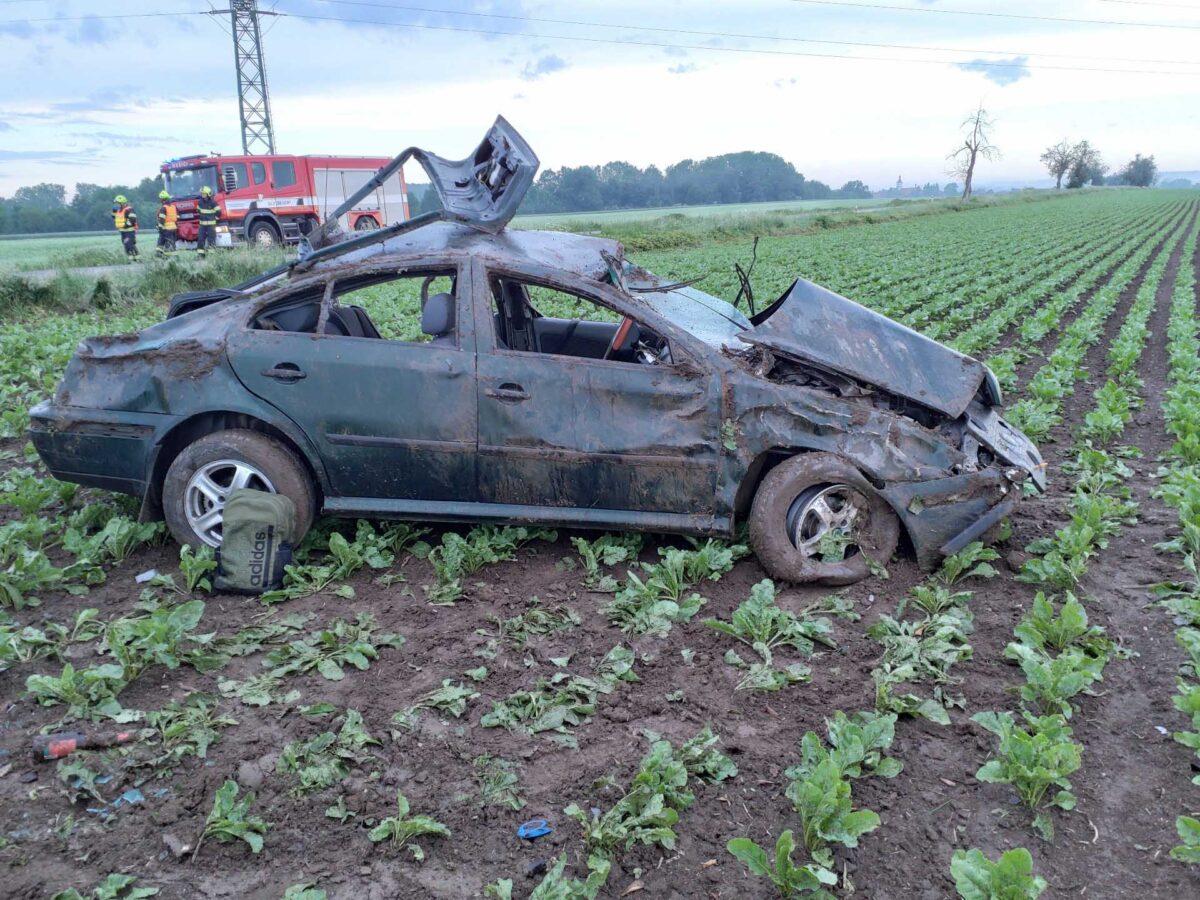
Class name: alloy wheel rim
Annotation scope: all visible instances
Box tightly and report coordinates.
[184,459,275,547]
[787,483,870,562]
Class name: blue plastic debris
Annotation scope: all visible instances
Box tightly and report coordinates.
[517,819,553,840]
[113,788,144,808]
[85,787,146,818]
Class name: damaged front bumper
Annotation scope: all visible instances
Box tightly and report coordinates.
[878,406,1044,567]
[964,404,1047,491]
[880,466,1023,568]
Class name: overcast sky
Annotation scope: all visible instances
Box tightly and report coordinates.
[1,0,1198,196]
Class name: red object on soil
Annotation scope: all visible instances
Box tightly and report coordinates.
[32,730,135,761]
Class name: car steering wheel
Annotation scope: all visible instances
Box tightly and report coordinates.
[603,316,636,361]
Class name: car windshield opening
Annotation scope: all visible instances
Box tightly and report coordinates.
[165,166,219,198]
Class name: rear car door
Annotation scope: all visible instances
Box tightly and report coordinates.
[226,262,477,502]
[471,259,721,522]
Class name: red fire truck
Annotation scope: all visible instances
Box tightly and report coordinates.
[159,153,410,248]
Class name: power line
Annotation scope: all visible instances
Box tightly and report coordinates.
[0,10,206,23]
[1,2,1195,75]
[787,0,1200,30]
[271,6,1200,75]
[309,0,1200,66]
[1099,0,1200,9]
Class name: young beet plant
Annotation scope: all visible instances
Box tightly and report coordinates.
[571,532,643,591]
[727,830,837,900]
[785,754,881,868]
[555,727,737,897]
[603,539,745,637]
[277,709,380,794]
[949,847,1047,899]
[703,579,836,691]
[368,791,450,861]
[419,525,557,605]
[51,874,158,900]
[193,779,269,860]
[971,711,1080,841]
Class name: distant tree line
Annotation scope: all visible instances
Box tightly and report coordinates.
[413,150,875,216]
[1040,140,1160,188]
[0,178,163,235]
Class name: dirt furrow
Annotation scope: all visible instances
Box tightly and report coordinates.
[1021,207,1199,896]
[1009,205,1191,395]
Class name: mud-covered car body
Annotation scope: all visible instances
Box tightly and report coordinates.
[30,118,1044,570]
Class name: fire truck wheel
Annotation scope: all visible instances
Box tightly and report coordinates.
[354,216,380,231]
[249,221,280,247]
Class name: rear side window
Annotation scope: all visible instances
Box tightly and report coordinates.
[272,161,297,188]
[251,162,266,185]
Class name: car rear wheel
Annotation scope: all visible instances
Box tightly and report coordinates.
[162,429,315,549]
[749,453,899,585]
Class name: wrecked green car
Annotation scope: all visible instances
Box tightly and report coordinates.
[29,118,1045,585]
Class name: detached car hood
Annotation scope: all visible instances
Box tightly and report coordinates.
[740,277,991,419]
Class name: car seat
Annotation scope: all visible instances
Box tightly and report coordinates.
[421,292,456,346]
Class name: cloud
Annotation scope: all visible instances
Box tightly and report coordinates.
[69,16,116,46]
[50,87,148,114]
[668,63,698,75]
[69,131,184,149]
[0,149,97,164]
[0,22,35,39]
[956,56,1031,86]
[520,53,569,81]
[0,121,13,132]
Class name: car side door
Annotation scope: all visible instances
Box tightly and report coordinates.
[471,258,722,528]
[226,261,477,503]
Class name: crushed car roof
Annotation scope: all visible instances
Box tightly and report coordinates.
[308,221,622,284]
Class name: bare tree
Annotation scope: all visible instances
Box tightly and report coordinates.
[948,105,1000,201]
[1040,139,1073,189]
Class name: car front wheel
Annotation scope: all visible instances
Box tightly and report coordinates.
[748,453,900,585]
[162,429,316,549]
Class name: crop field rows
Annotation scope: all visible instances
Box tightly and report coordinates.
[1,190,1199,899]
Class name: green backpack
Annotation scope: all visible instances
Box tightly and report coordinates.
[214,489,296,594]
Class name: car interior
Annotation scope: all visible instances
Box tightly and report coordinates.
[253,271,457,344]
[490,276,671,365]
[251,270,670,365]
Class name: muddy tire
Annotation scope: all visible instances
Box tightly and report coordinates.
[249,221,279,248]
[162,429,315,550]
[748,453,900,586]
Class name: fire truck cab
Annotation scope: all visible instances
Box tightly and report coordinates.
[160,153,409,248]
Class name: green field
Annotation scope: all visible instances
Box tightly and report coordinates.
[0,233,130,272]
[512,196,920,228]
[3,188,1200,897]
[0,194,938,273]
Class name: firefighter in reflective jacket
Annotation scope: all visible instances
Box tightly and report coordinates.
[155,190,178,258]
[196,185,220,258]
[111,195,138,261]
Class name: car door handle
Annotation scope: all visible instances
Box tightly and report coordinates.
[485,383,529,402]
[263,363,306,382]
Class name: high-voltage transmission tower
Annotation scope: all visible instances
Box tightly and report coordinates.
[208,1,278,155]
